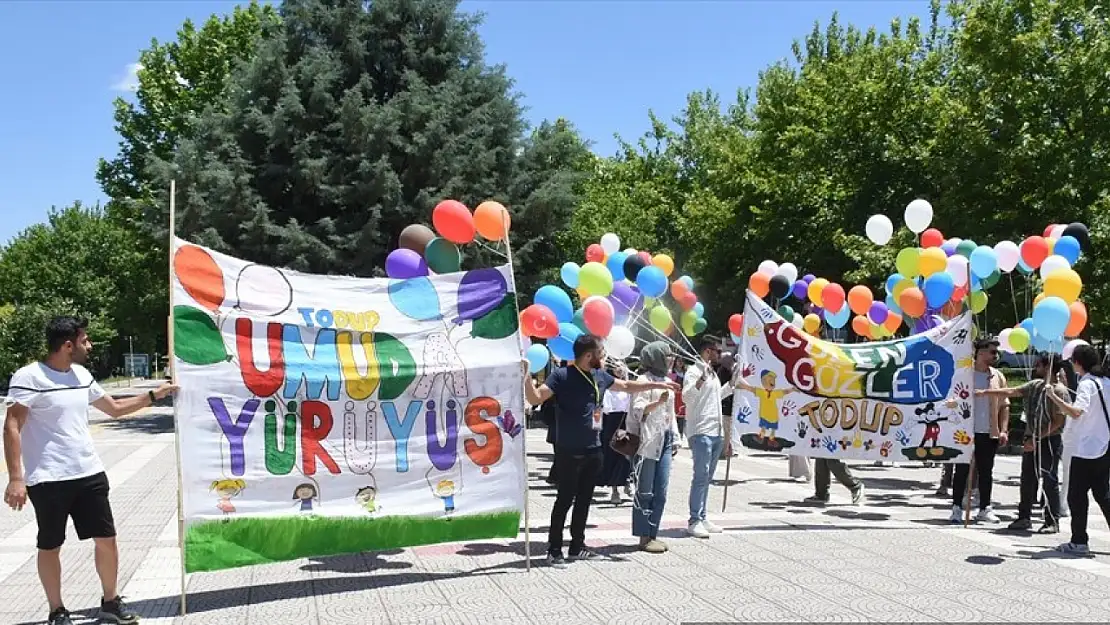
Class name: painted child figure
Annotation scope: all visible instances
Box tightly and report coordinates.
[211,478,245,518]
[435,479,457,515]
[735,370,794,442]
[355,485,378,514]
[293,482,319,513]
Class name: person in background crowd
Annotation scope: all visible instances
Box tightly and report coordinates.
[4,317,178,625]
[805,458,865,506]
[629,341,680,553]
[1046,344,1110,555]
[950,338,1009,524]
[598,364,632,505]
[538,370,560,486]
[683,337,730,538]
[978,353,1068,533]
[525,336,676,568]
[717,352,737,459]
[671,359,687,445]
[1058,360,1079,518]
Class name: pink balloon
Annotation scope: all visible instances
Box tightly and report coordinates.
[582,296,615,338]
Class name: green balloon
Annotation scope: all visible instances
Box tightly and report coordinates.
[572,308,589,334]
[777,305,795,321]
[174,305,230,366]
[896,247,921,278]
[649,305,672,332]
[579,262,614,297]
[424,237,461,273]
[693,318,708,334]
[956,239,977,258]
[982,268,1001,289]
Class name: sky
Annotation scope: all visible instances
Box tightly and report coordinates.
[0,0,931,245]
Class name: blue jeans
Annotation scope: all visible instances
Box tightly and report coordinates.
[633,430,673,538]
[688,434,724,524]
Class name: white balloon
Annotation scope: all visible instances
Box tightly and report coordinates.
[1063,338,1090,360]
[947,255,970,287]
[994,240,1020,273]
[758,260,779,277]
[600,233,621,255]
[865,214,894,246]
[998,328,1015,353]
[904,199,934,234]
[605,326,635,360]
[791,315,804,329]
[1039,254,1071,279]
[1050,225,1066,240]
[235,264,294,317]
[623,248,637,256]
[777,262,799,284]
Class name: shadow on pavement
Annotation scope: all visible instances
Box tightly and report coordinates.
[97,412,175,435]
[300,550,408,573]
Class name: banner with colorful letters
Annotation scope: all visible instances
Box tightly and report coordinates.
[171,239,525,572]
[734,294,975,463]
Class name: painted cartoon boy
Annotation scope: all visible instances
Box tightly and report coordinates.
[435,479,456,515]
[736,370,793,442]
[355,485,378,514]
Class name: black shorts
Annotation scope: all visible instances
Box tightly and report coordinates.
[26,472,116,550]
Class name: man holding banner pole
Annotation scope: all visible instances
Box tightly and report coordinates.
[4,316,177,625]
[683,336,730,538]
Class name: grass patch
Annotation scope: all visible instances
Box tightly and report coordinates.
[184,510,520,572]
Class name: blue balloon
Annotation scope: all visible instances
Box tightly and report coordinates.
[1017,258,1034,275]
[388,278,442,321]
[1020,317,1035,338]
[826,304,851,329]
[679,275,694,289]
[885,273,905,294]
[526,344,551,374]
[941,241,958,257]
[549,336,575,361]
[731,333,742,344]
[969,246,998,280]
[1033,296,1070,340]
[693,302,705,318]
[559,322,584,342]
[1031,331,1059,353]
[636,266,668,298]
[560,262,580,289]
[885,294,902,316]
[1055,235,1081,265]
[923,272,955,309]
[535,285,574,323]
[606,252,629,281]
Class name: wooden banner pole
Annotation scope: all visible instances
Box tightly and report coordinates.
[167,180,188,614]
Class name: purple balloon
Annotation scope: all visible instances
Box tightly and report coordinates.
[868,302,889,325]
[912,315,944,334]
[609,281,640,319]
[792,280,808,300]
[812,305,825,319]
[386,248,428,279]
[941,241,958,257]
[454,268,508,324]
[802,274,816,284]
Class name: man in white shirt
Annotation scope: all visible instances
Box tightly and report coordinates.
[3,317,177,625]
[684,336,730,538]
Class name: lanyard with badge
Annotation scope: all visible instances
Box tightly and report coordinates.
[574,365,604,431]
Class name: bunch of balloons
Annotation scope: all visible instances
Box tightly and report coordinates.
[387,199,513,277]
[518,232,707,371]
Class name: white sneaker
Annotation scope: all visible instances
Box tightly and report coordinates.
[703,520,724,534]
[949,505,965,524]
[686,521,710,539]
[975,507,1001,524]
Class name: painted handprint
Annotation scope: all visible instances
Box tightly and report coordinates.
[864,439,875,451]
[781,399,797,418]
[958,402,971,421]
[953,429,971,445]
[796,420,809,438]
[880,441,893,457]
[953,382,970,401]
[742,362,756,378]
[838,437,852,450]
[810,438,821,448]
[737,405,752,424]
[894,429,912,446]
[822,436,837,453]
[751,345,766,361]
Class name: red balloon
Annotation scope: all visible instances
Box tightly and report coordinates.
[822,283,846,314]
[920,228,944,248]
[728,314,744,336]
[637,251,652,265]
[582,297,615,337]
[679,291,697,311]
[1043,224,1057,238]
[520,305,559,339]
[586,244,605,263]
[671,280,690,299]
[432,199,475,244]
[1020,236,1050,269]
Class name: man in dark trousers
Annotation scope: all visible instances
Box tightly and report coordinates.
[525,335,676,567]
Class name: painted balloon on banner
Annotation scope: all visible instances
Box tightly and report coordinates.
[389,277,442,321]
[175,245,226,312]
[235,264,293,317]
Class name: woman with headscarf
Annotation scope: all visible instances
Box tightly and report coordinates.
[629,341,680,553]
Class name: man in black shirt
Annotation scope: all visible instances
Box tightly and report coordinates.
[525,335,677,567]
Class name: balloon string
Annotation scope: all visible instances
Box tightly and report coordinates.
[626,312,700,362]
[476,241,508,259]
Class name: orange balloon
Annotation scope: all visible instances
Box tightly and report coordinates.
[847,285,874,316]
[671,279,690,299]
[473,201,511,241]
[174,245,225,312]
[852,315,872,338]
[749,272,770,298]
[899,287,927,318]
[1067,301,1088,337]
[883,311,903,333]
[941,300,961,319]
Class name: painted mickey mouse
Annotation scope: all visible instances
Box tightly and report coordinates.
[915,402,948,450]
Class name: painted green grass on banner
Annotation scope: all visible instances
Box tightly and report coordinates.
[184,511,521,572]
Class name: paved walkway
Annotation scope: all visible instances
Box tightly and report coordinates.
[3,388,1110,623]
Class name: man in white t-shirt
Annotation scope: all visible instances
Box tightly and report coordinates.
[3,316,177,625]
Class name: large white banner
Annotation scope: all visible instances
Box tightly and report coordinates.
[171,239,525,572]
[734,294,975,463]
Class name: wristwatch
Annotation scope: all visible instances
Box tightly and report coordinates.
[148,390,157,403]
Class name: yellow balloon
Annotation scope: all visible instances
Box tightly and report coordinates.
[1033,293,1046,308]
[803,313,821,334]
[1046,237,1057,255]
[970,291,989,314]
[1044,269,1082,303]
[652,253,675,277]
[919,247,947,277]
[808,278,830,307]
[649,305,672,333]
[892,278,915,299]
